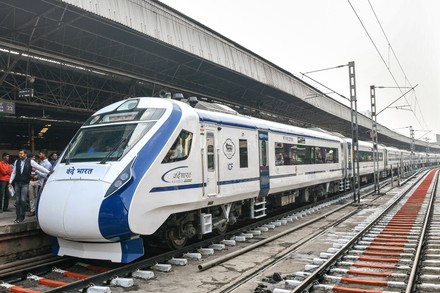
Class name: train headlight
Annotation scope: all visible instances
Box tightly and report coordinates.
[120,173,130,181]
[105,158,135,197]
[113,180,123,188]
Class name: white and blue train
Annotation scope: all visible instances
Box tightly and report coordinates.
[37,96,440,262]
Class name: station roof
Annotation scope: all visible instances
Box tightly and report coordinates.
[0,0,438,153]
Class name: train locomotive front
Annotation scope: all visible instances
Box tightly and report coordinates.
[37,97,197,262]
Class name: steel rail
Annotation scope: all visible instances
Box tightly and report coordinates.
[44,192,354,292]
[45,176,401,292]
[405,169,439,292]
[198,200,359,271]
[0,176,392,292]
[217,208,362,293]
[199,176,397,271]
[291,169,431,293]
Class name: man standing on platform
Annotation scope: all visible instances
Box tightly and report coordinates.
[8,149,51,223]
[0,153,12,212]
[31,149,52,217]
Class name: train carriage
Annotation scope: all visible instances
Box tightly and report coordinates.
[37,96,439,263]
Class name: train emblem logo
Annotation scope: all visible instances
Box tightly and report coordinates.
[223,138,236,159]
[161,166,192,183]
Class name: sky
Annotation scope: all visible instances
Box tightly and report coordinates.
[160,0,440,144]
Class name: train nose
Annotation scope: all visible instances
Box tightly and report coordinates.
[38,180,111,242]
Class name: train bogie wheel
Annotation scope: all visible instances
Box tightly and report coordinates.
[166,229,187,249]
[215,222,229,235]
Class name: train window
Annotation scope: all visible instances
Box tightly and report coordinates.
[259,140,267,166]
[61,122,156,163]
[162,130,193,163]
[274,142,339,165]
[117,99,138,111]
[206,132,215,171]
[358,150,382,162]
[326,148,338,163]
[315,147,324,163]
[358,150,383,162]
[239,139,248,168]
[140,108,166,121]
[89,115,100,125]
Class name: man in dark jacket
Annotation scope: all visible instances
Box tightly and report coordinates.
[8,149,51,223]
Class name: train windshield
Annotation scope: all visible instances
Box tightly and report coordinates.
[62,122,155,163]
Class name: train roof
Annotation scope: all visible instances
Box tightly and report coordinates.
[91,97,342,143]
[195,107,343,143]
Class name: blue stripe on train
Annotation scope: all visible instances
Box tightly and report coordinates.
[150,183,206,192]
[149,169,344,193]
[98,103,182,241]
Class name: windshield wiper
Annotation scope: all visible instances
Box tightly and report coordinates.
[64,141,72,165]
[100,138,127,164]
[100,127,136,164]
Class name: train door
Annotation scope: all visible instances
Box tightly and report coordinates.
[204,130,217,197]
[258,131,270,198]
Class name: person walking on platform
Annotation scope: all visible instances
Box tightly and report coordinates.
[0,153,12,212]
[27,154,39,217]
[8,149,51,223]
[49,152,58,168]
[31,149,52,217]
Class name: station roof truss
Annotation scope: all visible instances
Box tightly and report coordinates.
[0,0,437,153]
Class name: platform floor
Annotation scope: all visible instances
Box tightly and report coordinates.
[0,197,38,227]
[0,196,53,265]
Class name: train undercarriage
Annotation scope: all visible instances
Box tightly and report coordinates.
[156,179,348,249]
[155,165,434,249]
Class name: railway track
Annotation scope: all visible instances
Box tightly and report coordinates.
[413,170,440,293]
[278,168,439,293]
[0,174,416,293]
[0,197,353,292]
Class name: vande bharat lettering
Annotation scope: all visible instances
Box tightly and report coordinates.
[76,168,94,175]
[66,166,93,175]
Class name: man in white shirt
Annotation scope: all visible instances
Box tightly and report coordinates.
[9,149,51,223]
[31,149,53,216]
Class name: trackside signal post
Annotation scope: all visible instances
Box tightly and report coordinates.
[348,62,360,203]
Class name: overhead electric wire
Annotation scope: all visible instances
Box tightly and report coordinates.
[302,64,347,75]
[347,0,426,132]
[377,84,418,116]
[367,0,429,130]
[300,72,349,102]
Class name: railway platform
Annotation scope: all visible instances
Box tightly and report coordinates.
[0,197,52,267]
